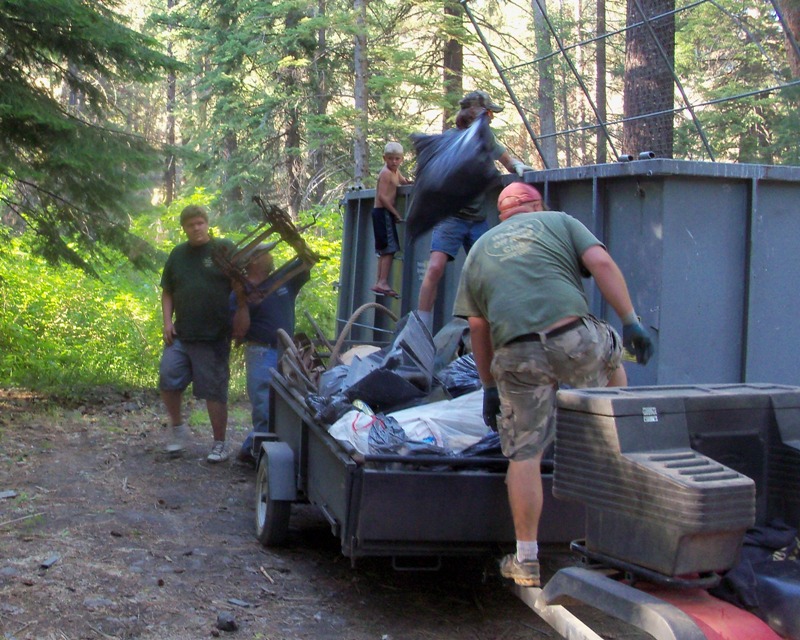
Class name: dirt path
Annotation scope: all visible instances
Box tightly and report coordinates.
[0,389,645,640]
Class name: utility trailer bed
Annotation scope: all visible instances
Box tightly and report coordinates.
[253,369,583,560]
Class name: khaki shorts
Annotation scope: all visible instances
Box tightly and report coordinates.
[491,316,622,461]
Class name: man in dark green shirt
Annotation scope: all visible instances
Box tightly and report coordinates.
[159,205,236,463]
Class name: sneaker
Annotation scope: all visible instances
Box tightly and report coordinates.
[499,553,541,587]
[165,423,190,455]
[207,441,230,464]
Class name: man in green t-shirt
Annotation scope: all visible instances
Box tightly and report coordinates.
[159,205,236,463]
[453,182,653,587]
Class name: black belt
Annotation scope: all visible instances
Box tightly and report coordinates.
[507,318,584,344]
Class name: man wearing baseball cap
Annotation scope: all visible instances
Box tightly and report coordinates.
[459,89,504,113]
[453,182,653,587]
[416,90,532,331]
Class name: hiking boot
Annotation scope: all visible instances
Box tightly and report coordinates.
[499,553,541,587]
[165,423,190,456]
[207,441,230,464]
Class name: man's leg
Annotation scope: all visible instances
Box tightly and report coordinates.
[207,399,228,443]
[161,389,183,427]
[500,451,544,587]
[607,364,627,387]
[417,250,449,323]
[506,452,545,541]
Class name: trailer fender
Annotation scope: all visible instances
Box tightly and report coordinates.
[259,441,297,501]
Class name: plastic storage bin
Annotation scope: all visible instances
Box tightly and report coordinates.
[554,386,756,576]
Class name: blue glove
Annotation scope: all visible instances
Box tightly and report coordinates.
[482,386,500,431]
[622,321,653,365]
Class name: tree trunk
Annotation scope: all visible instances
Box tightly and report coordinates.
[532,0,558,168]
[284,8,305,217]
[443,1,463,130]
[164,0,176,205]
[353,0,369,187]
[596,0,607,164]
[310,0,330,202]
[622,0,675,158]
[776,0,800,78]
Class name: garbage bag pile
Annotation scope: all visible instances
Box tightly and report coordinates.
[307,312,496,457]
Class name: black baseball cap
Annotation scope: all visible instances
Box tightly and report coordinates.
[459,90,503,113]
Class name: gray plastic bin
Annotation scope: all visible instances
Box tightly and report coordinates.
[554,386,756,576]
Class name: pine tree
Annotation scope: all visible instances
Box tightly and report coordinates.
[0,0,180,273]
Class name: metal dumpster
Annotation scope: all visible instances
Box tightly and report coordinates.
[340,159,800,387]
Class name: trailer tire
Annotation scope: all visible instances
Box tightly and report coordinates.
[255,454,291,546]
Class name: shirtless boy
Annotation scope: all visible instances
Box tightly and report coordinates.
[371,141,412,298]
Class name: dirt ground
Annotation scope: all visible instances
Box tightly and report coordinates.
[0,388,648,640]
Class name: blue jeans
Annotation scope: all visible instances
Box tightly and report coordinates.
[240,344,279,458]
[430,216,488,259]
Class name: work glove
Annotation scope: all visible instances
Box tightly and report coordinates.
[482,386,501,431]
[511,161,533,178]
[622,320,654,365]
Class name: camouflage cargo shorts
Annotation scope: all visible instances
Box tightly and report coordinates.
[490,315,623,461]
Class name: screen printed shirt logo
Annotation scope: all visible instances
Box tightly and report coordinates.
[484,218,546,262]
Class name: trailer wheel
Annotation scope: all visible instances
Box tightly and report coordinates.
[255,454,291,546]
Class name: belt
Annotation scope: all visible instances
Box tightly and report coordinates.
[507,318,584,344]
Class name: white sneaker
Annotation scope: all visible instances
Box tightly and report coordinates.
[165,423,190,455]
[207,441,230,463]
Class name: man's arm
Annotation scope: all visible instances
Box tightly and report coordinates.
[582,245,653,364]
[468,316,495,386]
[161,290,176,345]
[498,151,532,177]
[580,245,635,320]
[468,315,501,430]
[231,282,250,342]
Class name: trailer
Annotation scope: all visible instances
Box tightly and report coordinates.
[252,365,584,562]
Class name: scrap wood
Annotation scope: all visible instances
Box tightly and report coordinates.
[259,566,275,583]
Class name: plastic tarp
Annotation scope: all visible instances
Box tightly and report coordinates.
[328,389,491,456]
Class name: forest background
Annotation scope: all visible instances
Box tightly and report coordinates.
[1,0,798,399]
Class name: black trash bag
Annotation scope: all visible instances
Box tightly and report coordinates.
[406,112,502,239]
[433,317,470,374]
[435,353,481,398]
[710,519,800,640]
[460,431,502,457]
[318,364,350,397]
[368,413,448,456]
[368,413,408,454]
[342,312,435,413]
[307,393,354,425]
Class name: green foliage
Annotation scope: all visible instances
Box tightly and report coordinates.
[290,204,343,340]
[0,231,162,395]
